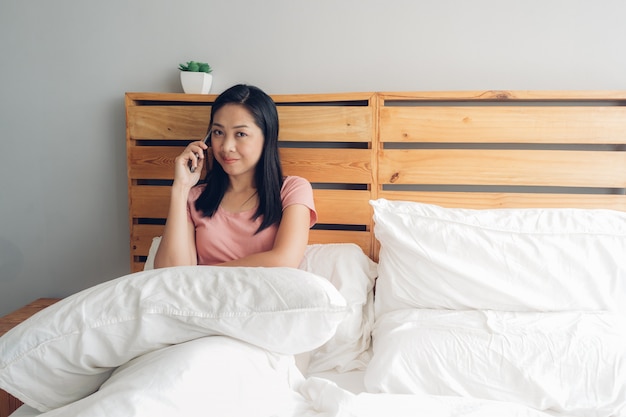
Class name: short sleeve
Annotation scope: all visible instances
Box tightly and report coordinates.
[281,176,317,227]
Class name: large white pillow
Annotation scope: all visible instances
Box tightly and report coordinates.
[365,309,626,417]
[145,240,378,374]
[0,266,347,412]
[371,199,626,316]
[33,336,304,417]
[298,243,377,373]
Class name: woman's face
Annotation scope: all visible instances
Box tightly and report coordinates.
[210,103,265,180]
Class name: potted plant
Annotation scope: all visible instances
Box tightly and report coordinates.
[178,61,213,94]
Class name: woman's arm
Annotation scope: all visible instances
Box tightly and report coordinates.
[153,141,207,268]
[153,184,198,268]
[218,203,311,268]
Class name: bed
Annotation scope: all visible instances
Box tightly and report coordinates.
[1,90,625,416]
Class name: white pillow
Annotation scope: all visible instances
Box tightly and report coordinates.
[146,240,378,374]
[0,266,347,412]
[298,243,377,373]
[365,309,626,417]
[143,235,161,270]
[34,336,303,417]
[371,199,626,316]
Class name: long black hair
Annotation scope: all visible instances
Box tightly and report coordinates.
[194,84,284,234]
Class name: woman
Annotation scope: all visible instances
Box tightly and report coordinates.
[154,84,316,269]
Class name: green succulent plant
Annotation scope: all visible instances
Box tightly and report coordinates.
[178,61,212,73]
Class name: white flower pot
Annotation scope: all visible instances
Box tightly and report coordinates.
[180,72,213,94]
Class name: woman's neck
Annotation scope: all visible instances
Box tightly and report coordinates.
[227,174,256,194]
[221,189,258,213]
[222,176,258,213]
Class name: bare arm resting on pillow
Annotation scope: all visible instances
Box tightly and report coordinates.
[218,202,312,268]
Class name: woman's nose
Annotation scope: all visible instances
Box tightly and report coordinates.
[222,134,236,152]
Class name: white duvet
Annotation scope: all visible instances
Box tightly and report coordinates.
[10,336,560,417]
[1,264,565,417]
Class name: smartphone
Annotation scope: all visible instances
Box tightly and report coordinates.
[189,132,211,173]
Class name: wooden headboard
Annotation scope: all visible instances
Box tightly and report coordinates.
[126,91,626,272]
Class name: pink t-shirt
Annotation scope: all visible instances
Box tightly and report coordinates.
[187,176,317,265]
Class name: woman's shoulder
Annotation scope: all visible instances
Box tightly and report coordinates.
[281,176,314,202]
[282,175,312,191]
[281,176,317,225]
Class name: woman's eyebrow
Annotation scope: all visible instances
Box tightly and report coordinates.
[212,122,249,129]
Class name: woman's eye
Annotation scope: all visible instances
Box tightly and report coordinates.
[236,132,247,138]
[212,129,223,137]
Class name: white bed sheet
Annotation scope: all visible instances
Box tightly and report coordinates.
[305,370,577,417]
[298,377,567,417]
[308,370,367,394]
[8,369,367,417]
[10,364,574,417]
[9,405,38,417]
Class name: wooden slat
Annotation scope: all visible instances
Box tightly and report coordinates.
[128,106,212,140]
[130,188,373,225]
[126,92,374,106]
[309,230,372,258]
[129,147,372,182]
[130,185,170,218]
[379,149,626,188]
[380,106,626,144]
[278,106,372,142]
[313,190,372,225]
[0,298,61,337]
[127,92,218,104]
[272,92,375,103]
[128,146,207,180]
[377,191,626,212]
[281,148,372,183]
[131,224,165,256]
[128,101,373,142]
[378,90,626,101]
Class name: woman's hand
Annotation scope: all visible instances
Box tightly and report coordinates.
[173,140,209,188]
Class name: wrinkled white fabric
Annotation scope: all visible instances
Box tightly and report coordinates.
[298,244,377,374]
[365,309,626,417]
[300,377,559,417]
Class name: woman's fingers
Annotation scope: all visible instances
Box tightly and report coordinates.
[189,152,201,172]
[185,140,208,172]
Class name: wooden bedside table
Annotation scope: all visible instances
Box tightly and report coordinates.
[0,298,61,417]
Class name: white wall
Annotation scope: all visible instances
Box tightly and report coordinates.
[1,0,625,315]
